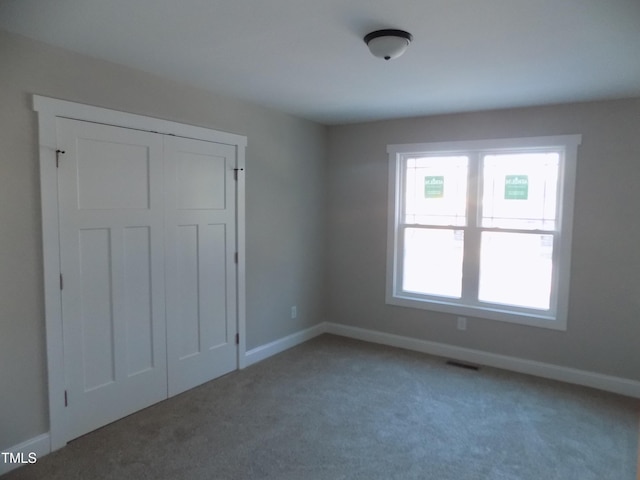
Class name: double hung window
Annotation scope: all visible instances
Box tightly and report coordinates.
[386,135,581,329]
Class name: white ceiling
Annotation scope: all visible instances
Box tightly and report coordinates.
[1,0,639,125]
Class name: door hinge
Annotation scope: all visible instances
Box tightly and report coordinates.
[235,333,239,345]
[55,149,65,168]
[64,390,68,407]
[234,252,238,264]
[60,273,64,290]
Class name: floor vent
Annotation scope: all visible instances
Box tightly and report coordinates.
[446,360,480,371]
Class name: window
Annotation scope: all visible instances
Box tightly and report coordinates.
[386,135,581,330]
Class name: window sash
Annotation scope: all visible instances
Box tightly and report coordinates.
[397,225,558,312]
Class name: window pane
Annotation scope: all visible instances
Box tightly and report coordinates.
[478,232,553,310]
[481,153,559,229]
[405,156,468,226]
[403,228,463,298]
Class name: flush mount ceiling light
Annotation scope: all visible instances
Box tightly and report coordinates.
[364,29,413,60]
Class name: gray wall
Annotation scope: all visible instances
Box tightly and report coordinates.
[0,30,326,450]
[2,24,639,456]
[326,99,640,382]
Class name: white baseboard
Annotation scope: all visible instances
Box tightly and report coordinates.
[324,322,640,399]
[243,323,326,368]
[244,320,640,398]
[0,433,50,476]
[4,321,637,476]
[1,323,326,476]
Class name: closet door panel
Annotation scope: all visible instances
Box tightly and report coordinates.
[57,118,168,441]
[165,136,238,397]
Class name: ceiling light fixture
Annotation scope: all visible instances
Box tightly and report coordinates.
[364,29,413,60]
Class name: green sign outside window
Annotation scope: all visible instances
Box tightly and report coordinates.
[504,175,528,200]
[424,176,444,198]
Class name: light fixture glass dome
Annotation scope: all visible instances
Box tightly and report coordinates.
[364,29,413,60]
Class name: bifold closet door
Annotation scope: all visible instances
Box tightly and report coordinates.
[164,136,238,397]
[56,118,239,441]
[57,118,168,440]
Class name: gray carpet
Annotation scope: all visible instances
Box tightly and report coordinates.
[4,334,639,479]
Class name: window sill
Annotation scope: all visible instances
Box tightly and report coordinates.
[386,293,567,331]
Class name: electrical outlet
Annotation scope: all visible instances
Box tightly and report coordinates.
[291,306,297,319]
[457,316,467,331]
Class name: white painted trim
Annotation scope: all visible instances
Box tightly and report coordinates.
[6,321,638,470]
[387,134,583,154]
[324,322,640,399]
[33,96,246,148]
[243,323,326,368]
[236,143,247,370]
[35,101,68,452]
[243,321,640,398]
[386,135,582,330]
[0,433,50,476]
[33,95,247,450]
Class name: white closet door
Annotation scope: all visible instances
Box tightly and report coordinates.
[57,118,168,440]
[164,136,238,397]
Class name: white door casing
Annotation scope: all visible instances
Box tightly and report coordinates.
[34,96,247,450]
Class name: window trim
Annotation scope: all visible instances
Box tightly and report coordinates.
[386,135,581,330]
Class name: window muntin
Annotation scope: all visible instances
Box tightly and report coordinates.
[387,136,580,330]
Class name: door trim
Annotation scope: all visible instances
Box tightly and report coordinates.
[33,95,247,451]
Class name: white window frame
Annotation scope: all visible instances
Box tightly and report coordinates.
[386,135,581,330]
